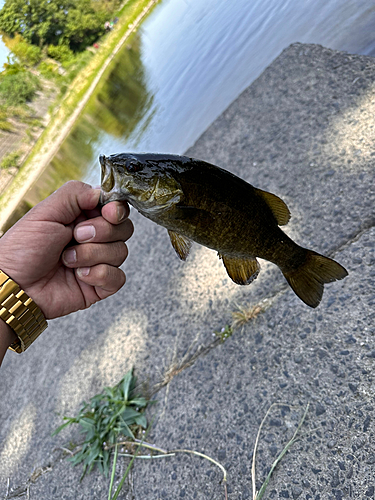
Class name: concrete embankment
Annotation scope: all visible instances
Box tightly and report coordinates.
[0,43,374,499]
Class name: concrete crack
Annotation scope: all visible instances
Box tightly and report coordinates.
[327,215,375,258]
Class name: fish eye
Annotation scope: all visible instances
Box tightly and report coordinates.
[126,159,141,173]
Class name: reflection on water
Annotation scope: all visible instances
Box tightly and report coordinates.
[26,33,154,205]
[10,0,375,219]
[90,39,154,140]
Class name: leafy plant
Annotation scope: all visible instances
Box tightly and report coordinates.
[47,44,74,63]
[0,71,41,105]
[4,34,42,66]
[214,324,233,343]
[2,55,24,75]
[53,369,150,478]
[38,60,60,79]
[53,365,309,500]
[0,150,21,169]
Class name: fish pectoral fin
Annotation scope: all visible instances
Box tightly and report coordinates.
[220,254,260,285]
[168,230,192,260]
[256,188,291,226]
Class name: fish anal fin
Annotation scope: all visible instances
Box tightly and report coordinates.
[220,254,260,285]
[256,188,291,226]
[168,230,192,260]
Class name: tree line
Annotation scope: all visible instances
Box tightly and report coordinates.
[0,0,120,52]
[0,0,121,109]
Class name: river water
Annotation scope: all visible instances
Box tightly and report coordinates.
[16,0,375,205]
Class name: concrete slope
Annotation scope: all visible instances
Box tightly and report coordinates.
[0,43,374,499]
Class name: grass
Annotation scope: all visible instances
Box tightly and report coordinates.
[0,120,13,132]
[231,300,271,331]
[251,403,309,500]
[0,151,21,170]
[54,366,309,499]
[53,368,150,479]
[0,104,37,132]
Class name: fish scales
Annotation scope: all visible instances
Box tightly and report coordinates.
[163,160,297,263]
[100,153,348,308]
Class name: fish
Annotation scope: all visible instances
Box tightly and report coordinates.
[99,152,348,308]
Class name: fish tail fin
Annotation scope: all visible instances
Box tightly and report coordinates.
[282,250,348,308]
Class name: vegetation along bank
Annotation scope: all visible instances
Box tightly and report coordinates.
[0,0,160,233]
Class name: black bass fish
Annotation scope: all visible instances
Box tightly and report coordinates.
[100,153,348,308]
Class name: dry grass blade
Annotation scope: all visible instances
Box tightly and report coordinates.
[252,403,309,500]
[109,421,154,500]
[170,449,228,500]
[152,334,223,395]
[106,439,228,499]
[231,301,268,330]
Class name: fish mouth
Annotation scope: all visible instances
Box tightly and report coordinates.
[100,155,115,204]
[99,154,131,206]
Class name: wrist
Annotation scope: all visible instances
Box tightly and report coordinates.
[0,319,17,366]
[0,319,17,344]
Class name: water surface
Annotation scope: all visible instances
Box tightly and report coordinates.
[17,0,375,204]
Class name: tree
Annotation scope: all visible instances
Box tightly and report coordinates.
[0,0,113,51]
[3,34,42,66]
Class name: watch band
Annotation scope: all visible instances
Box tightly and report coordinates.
[0,270,48,353]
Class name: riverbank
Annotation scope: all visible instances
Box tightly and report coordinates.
[0,0,160,234]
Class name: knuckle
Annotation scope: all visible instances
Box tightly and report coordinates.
[115,269,126,289]
[97,264,110,283]
[76,243,95,264]
[116,218,133,240]
[61,180,85,193]
[99,219,114,241]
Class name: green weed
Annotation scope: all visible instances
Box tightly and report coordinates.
[214,324,233,343]
[0,151,21,169]
[0,120,13,132]
[54,371,308,499]
[53,368,150,478]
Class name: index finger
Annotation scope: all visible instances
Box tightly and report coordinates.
[27,181,100,224]
[101,200,130,225]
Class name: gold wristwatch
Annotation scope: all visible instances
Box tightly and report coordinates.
[0,270,48,353]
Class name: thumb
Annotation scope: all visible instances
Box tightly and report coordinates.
[27,181,101,225]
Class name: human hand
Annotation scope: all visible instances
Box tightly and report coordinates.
[0,181,133,320]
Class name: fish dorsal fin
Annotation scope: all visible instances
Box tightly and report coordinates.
[168,230,192,261]
[256,188,291,226]
[219,254,260,285]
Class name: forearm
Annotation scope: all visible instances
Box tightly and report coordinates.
[0,320,17,366]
